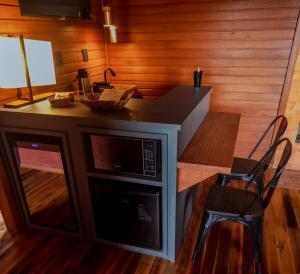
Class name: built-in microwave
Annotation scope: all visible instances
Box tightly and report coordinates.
[85,134,162,181]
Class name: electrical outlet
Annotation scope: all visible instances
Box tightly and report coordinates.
[82,48,89,62]
[55,51,64,66]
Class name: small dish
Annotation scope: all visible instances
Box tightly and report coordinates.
[48,93,75,107]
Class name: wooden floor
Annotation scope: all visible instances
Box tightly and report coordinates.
[0,184,299,274]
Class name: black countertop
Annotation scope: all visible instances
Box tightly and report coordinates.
[0,85,212,130]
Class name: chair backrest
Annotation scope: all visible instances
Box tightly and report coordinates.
[248,115,288,160]
[261,138,292,208]
[241,138,292,216]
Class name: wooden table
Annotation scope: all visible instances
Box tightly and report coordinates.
[177,112,241,192]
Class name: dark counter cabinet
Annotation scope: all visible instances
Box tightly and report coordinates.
[0,85,212,261]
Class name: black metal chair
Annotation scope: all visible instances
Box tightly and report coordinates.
[229,115,288,194]
[231,115,288,175]
[192,138,292,274]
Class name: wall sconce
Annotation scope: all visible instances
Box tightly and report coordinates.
[102,4,118,43]
[0,36,56,108]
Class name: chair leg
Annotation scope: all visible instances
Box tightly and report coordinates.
[219,175,231,186]
[217,173,243,186]
[249,219,263,274]
[253,174,264,195]
[192,212,219,262]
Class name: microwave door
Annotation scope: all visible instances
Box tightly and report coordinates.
[91,136,144,175]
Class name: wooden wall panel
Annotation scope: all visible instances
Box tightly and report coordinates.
[276,49,300,170]
[107,0,300,158]
[0,0,106,103]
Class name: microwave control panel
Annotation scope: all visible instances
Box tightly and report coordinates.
[143,140,156,177]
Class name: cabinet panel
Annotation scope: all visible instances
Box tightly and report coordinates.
[89,177,162,250]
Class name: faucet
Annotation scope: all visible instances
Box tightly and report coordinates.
[104,67,116,88]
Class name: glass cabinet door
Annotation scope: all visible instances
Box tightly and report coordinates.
[5,132,79,233]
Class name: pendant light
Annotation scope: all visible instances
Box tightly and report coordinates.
[102,5,112,26]
[102,2,118,43]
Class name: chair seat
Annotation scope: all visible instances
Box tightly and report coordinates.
[231,157,259,175]
[205,185,263,217]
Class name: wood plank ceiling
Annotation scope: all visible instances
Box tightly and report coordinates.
[107,0,300,158]
[0,0,106,103]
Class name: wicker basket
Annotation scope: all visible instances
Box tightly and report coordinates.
[79,90,135,111]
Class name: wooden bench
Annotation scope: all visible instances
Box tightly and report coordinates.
[177,112,241,192]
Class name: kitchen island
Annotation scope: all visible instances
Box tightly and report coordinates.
[0,85,213,261]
